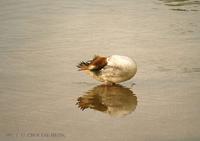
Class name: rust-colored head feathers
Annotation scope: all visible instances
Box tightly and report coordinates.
[77,55,107,71]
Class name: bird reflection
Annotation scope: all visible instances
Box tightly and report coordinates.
[76,84,137,117]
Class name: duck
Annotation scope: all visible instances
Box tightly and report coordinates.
[77,55,137,85]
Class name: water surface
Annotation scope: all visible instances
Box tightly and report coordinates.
[0,0,200,141]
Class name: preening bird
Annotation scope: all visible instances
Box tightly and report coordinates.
[77,55,137,85]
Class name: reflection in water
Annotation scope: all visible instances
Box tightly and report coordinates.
[76,85,137,117]
[159,0,200,11]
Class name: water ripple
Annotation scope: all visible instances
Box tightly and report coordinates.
[159,0,200,11]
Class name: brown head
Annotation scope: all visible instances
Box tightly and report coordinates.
[77,55,107,71]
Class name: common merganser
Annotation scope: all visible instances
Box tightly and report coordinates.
[77,55,137,85]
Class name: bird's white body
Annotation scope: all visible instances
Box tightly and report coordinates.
[78,55,137,85]
[96,55,137,84]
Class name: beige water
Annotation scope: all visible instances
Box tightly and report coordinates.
[0,0,200,141]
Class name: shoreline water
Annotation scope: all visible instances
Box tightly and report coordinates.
[0,0,200,141]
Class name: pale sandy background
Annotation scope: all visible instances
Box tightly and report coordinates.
[0,0,200,141]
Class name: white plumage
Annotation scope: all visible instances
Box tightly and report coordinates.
[77,55,137,85]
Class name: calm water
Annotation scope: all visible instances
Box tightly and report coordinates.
[0,0,200,141]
